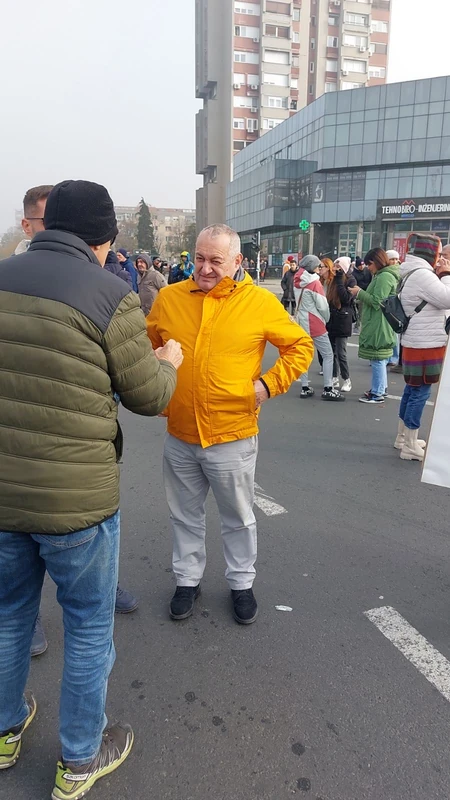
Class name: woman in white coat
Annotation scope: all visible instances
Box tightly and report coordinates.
[395,234,450,461]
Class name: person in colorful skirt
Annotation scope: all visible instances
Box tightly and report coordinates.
[394,234,450,461]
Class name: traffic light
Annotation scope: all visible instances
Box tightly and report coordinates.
[251,233,260,250]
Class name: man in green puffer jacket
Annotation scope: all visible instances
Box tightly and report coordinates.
[349,247,399,404]
[0,180,182,799]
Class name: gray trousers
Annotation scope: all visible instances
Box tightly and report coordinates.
[163,434,258,590]
[301,332,334,388]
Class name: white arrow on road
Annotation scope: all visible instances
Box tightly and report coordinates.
[365,606,450,703]
[254,482,288,516]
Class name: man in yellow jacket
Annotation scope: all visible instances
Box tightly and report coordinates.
[147,224,313,624]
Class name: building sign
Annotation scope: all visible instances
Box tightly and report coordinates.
[380,198,450,219]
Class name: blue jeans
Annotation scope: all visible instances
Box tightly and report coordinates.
[0,512,120,764]
[388,336,400,365]
[399,383,432,430]
[370,359,388,398]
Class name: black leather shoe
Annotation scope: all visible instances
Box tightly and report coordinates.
[231,588,258,625]
[170,585,201,620]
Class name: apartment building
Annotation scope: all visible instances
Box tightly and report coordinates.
[114,205,196,258]
[195,0,391,229]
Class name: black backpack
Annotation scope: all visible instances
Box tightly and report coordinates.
[381,269,427,335]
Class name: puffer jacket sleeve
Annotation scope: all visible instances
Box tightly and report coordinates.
[260,292,314,397]
[103,292,177,415]
[313,288,331,323]
[358,270,396,309]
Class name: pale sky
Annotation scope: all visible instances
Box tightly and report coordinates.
[0,0,449,235]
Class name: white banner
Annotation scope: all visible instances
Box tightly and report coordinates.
[422,340,450,488]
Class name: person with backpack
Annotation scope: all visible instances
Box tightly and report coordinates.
[392,234,450,461]
[349,248,399,404]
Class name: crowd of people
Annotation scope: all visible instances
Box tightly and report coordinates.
[280,241,450,461]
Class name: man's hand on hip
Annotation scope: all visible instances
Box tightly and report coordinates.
[254,379,270,409]
[155,339,184,370]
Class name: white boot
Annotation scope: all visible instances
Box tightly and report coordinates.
[400,428,425,461]
[394,420,426,450]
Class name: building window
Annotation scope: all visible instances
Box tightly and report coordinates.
[265,24,290,37]
[247,118,259,132]
[234,50,260,63]
[343,34,368,48]
[266,1,291,14]
[310,38,316,50]
[343,58,367,73]
[275,150,283,159]
[293,31,300,43]
[369,66,386,78]
[371,42,388,54]
[309,84,314,94]
[234,2,261,13]
[328,14,338,25]
[292,54,299,66]
[233,96,259,108]
[342,81,364,90]
[264,49,290,64]
[327,36,339,48]
[290,99,298,110]
[233,73,246,85]
[326,59,338,72]
[235,25,260,38]
[265,95,289,108]
[234,141,246,151]
[263,72,289,86]
[371,19,388,33]
[262,118,283,129]
[293,8,300,20]
[325,82,337,92]
[311,15,317,26]
[247,76,260,87]
[233,118,245,129]
[345,12,369,26]
[291,77,298,88]
[310,61,315,72]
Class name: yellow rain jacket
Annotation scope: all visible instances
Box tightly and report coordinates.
[146,272,313,447]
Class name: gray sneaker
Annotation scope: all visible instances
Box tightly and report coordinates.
[52,723,134,800]
[30,614,48,657]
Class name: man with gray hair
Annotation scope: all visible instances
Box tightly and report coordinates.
[147,224,313,624]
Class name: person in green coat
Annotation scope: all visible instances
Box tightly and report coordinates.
[349,247,399,404]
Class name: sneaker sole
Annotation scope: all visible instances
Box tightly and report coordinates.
[30,640,48,657]
[51,729,134,800]
[169,587,201,620]
[115,602,139,615]
[0,695,37,770]
[321,396,345,401]
[233,608,259,625]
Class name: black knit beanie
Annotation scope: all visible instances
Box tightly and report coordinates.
[44,180,118,246]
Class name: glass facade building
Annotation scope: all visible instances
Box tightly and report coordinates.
[226,75,450,267]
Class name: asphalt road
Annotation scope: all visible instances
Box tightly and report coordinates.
[3,341,450,800]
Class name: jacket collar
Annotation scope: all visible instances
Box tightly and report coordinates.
[29,230,101,267]
[189,270,253,298]
[400,254,434,277]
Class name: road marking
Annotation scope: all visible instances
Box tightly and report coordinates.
[386,394,434,407]
[365,606,450,703]
[275,605,293,612]
[254,482,288,516]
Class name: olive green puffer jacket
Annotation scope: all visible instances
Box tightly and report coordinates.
[0,230,177,534]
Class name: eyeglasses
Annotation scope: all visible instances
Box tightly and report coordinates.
[25,217,44,222]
